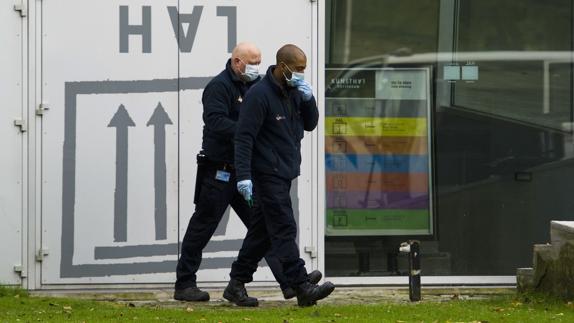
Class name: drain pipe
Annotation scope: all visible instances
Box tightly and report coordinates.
[399,240,421,301]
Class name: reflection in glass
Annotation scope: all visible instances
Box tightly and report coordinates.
[325,0,574,277]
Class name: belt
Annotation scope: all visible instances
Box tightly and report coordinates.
[205,160,235,171]
[197,153,235,170]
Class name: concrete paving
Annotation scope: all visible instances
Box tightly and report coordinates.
[31,286,516,308]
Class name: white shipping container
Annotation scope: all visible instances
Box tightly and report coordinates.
[0,0,319,289]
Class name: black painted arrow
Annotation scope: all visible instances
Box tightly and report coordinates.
[108,104,136,242]
[147,102,173,241]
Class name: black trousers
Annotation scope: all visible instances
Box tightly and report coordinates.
[175,167,287,290]
[230,173,308,288]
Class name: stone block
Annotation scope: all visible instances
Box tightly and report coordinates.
[516,267,534,292]
[551,221,574,247]
[532,244,559,269]
[532,241,574,300]
[519,221,574,300]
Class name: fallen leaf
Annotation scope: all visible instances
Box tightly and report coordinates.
[63,306,72,311]
[512,301,523,307]
[244,318,251,321]
[334,313,342,317]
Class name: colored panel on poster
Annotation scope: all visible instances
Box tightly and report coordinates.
[327,191,429,209]
[325,136,428,155]
[326,172,428,193]
[325,69,376,98]
[325,98,427,118]
[376,70,428,100]
[326,209,430,231]
[325,117,427,137]
[326,154,428,173]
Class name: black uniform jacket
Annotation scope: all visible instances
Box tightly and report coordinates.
[235,65,319,181]
[201,59,260,163]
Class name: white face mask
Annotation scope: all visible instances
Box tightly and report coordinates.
[241,60,260,82]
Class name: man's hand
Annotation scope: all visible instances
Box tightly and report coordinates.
[296,80,313,101]
[237,179,253,203]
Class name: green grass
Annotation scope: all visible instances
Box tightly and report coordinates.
[1,286,573,322]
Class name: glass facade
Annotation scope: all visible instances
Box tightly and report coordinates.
[325,0,574,277]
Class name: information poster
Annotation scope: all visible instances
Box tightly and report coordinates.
[325,68,433,236]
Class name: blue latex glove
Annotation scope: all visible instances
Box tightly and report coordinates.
[296,80,313,101]
[237,179,253,205]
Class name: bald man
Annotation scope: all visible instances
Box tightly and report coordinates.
[174,42,285,302]
[225,44,335,307]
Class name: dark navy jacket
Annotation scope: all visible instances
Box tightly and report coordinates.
[235,65,319,181]
[201,59,260,163]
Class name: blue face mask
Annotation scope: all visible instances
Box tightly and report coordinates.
[282,63,305,87]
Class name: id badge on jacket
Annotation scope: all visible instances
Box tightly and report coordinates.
[215,170,231,182]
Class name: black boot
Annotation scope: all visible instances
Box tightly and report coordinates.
[295,281,335,307]
[282,270,323,299]
[307,270,323,284]
[174,286,210,302]
[223,279,259,307]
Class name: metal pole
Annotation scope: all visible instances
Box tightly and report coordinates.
[399,240,422,302]
[408,241,421,301]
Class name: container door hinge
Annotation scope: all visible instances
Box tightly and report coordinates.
[304,246,317,258]
[13,265,27,278]
[14,119,27,132]
[36,103,50,116]
[14,4,27,17]
[36,249,49,262]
